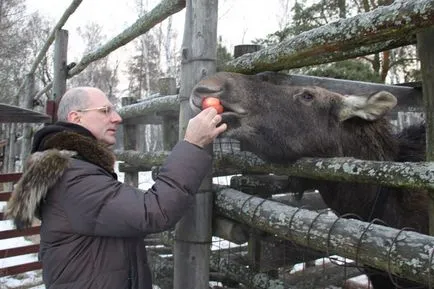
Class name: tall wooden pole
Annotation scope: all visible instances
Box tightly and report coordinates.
[417,28,434,234]
[20,74,35,167]
[174,0,218,288]
[51,29,69,121]
[159,77,178,150]
[121,97,139,188]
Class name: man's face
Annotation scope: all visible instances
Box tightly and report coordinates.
[75,89,122,146]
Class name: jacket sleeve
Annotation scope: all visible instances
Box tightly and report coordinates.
[61,141,212,237]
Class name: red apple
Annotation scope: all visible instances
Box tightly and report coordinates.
[202,97,224,114]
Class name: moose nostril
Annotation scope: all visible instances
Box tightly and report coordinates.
[194,85,223,95]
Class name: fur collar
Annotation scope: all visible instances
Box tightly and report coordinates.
[6,131,116,229]
[43,131,115,174]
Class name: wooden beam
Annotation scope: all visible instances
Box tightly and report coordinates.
[51,29,68,121]
[0,173,21,182]
[213,151,434,191]
[121,97,139,187]
[214,188,434,286]
[0,226,40,239]
[0,261,42,277]
[417,27,434,234]
[0,244,39,258]
[224,0,434,74]
[114,149,434,190]
[173,0,218,288]
[117,94,179,120]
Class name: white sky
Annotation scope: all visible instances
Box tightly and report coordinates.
[25,0,287,93]
[26,0,286,61]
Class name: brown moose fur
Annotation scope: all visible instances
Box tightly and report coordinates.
[190,71,428,289]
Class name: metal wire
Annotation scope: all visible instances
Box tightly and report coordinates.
[386,226,424,289]
[355,218,387,268]
[326,212,364,268]
[306,210,330,248]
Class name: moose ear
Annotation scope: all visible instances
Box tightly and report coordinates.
[338,91,397,122]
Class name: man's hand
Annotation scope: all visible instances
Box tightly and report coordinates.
[184,107,227,148]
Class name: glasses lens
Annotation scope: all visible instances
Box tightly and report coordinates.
[104,106,114,116]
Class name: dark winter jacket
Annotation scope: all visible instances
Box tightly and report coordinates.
[6,122,212,289]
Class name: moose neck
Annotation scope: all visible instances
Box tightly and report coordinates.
[339,118,398,161]
[316,118,398,220]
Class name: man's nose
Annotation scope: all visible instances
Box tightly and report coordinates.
[111,111,122,123]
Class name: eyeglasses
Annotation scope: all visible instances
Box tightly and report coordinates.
[76,105,116,116]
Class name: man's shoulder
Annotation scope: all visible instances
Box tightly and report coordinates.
[67,157,116,179]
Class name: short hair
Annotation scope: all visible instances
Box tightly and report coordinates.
[56,88,91,121]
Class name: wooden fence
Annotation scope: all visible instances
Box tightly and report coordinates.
[1,0,434,289]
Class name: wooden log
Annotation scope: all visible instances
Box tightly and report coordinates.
[209,251,285,289]
[117,94,179,120]
[20,74,35,167]
[213,216,249,245]
[272,191,328,211]
[121,97,139,187]
[213,151,434,190]
[224,0,434,74]
[52,29,68,121]
[158,77,177,95]
[114,149,434,190]
[234,45,262,58]
[159,77,179,150]
[230,174,291,198]
[417,27,434,234]
[114,150,169,168]
[173,0,218,287]
[214,188,434,286]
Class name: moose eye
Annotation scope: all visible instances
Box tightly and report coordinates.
[301,93,314,101]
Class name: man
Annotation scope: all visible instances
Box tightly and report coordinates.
[6,87,226,289]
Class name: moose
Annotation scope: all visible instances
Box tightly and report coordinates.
[190,71,428,289]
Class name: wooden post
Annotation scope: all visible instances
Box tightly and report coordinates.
[417,28,434,234]
[173,0,218,288]
[6,123,16,174]
[20,74,35,168]
[52,29,69,122]
[121,97,139,187]
[159,78,179,150]
[233,43,270,273]
[228,45,262,153]
[234,44,262,58]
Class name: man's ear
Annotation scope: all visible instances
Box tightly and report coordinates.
[67,111,81,124]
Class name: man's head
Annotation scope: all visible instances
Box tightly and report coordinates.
[57,87,122,146]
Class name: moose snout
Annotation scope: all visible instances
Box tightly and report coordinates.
[190,83,223,108]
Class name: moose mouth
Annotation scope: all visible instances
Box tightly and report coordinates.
[189,86,247,124]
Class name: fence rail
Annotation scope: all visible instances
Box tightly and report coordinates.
[224,0,434,73]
